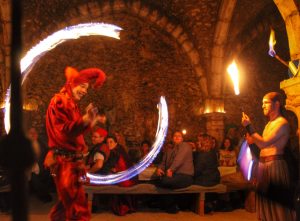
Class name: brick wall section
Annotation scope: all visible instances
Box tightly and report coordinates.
[21,15,203,145]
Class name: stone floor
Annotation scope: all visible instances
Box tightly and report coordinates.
[0,194,257,221]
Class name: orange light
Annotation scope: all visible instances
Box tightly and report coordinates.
[227,60,240,95]
[268,28,276,57]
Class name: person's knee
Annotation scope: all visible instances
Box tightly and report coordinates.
[157,177,174,187]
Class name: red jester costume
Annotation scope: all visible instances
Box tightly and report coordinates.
[45,66,106,221]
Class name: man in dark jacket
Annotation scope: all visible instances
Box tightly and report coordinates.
[156,131,194,213]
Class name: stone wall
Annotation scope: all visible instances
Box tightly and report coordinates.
[22,14,203,146]
[0,0,295,149]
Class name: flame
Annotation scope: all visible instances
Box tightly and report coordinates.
[227,60,240,95]
[268,28,276,57]
[20,23,122,78]
[182,129,187,135]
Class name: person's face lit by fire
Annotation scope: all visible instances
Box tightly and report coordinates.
[72,83,89,101]
[262,97,275,117]
[173,132,183,145]
[223,138,231,150]
[91,132,105,145]
[107,137,118,150]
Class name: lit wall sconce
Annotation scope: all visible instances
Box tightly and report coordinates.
[203,98,225,114]
[23,98,38,111]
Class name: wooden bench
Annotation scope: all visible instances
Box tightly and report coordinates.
[0,185,10,193]
[84,183,227,216]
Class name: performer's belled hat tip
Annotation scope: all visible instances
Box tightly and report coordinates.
[65,66,106,89]
[94,128,108,138]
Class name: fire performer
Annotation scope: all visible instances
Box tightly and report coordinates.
[44,66,106,221]
[241,92,295,221]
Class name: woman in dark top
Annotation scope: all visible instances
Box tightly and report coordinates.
[105,135,136,215]
[194,134,220,186]
[219,137,237,167]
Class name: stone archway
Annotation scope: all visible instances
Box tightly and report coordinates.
[211,0,237,98]
[38,0,209,97]
[273,0,300,61]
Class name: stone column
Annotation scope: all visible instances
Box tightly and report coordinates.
[204,112,225,147]
[201,98,225,146]
[280,77,300,144]
[280,77,300,219]
[280,78,300,151]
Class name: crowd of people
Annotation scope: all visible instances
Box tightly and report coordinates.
[0,66,297,221]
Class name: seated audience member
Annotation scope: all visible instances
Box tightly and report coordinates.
[219,137,237,167]
[87,128,109,174]
[128,148,141,164]
[112,131,128,153]
[194,134,220,186]
[194,134,220,213]
[218,136,250,212]
[27,127,52,203]
[226,126,239,146]
[104,135,137,216]
[140,140,151,159]
[156,131,194,213]
[86,128,109,213]
[139,139,163,166]
[152,141,172,166]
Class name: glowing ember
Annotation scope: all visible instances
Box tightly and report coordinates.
[268,28,276,57]
[21,23,122,77]
[227,60,240,95]
[4,23,122,133]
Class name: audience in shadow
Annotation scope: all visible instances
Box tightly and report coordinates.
[194,134,220,187]
[93,135,137,216]
[27,127,53,203]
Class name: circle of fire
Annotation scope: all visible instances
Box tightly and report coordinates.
[3,23,168,184]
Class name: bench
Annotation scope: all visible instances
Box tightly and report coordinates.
[84,183,227,216]
[0,185,10,193]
